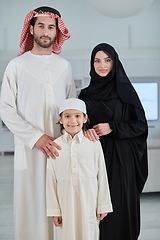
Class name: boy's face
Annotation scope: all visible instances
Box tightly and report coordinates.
[59,109,87,138]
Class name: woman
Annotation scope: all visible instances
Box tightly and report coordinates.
[79,43,148,240]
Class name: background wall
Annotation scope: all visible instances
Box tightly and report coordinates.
[0,0,160,58]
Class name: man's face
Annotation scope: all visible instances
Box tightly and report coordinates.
[30,16,57,49]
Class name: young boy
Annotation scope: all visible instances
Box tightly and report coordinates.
[46,98,113,240]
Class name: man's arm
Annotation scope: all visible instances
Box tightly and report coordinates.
[0,61,61,157]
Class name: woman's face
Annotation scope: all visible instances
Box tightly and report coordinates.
[94,50,113,77]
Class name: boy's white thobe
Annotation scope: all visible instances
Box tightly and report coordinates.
[46,130,113,240]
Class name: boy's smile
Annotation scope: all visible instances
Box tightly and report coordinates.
[59,109,87,138]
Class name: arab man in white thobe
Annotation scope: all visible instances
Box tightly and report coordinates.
[0,6,76,240]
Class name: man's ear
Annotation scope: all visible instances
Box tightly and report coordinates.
[29,25,34,35]
[59,115,63,124]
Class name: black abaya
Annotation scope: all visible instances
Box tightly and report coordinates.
[79,43,148,240]
[79,92,148,240]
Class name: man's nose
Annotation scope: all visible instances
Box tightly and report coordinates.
[42,27,49,36]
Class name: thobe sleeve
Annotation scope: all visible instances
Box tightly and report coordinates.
[97,142,113,214]
[46,158,62,216]
[66,63,77,98]
[0,61,44,149]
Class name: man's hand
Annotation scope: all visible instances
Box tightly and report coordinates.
[53,216,62,227]
[84,128,99,142]
[97,212,108,221]
[35,134,61,159]
[93,123,112,137]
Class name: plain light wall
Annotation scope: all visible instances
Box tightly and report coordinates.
[0,0,160,57]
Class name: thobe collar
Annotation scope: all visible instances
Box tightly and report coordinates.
[62,130,84,143]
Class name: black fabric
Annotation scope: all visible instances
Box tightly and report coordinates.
[79,43,148,240]
[34,6,61,17]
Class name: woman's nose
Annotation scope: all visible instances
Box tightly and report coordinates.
[100,60,106,68]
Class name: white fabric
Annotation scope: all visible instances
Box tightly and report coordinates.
[46,130,113,240]
[34,14,49,17]
[0,51,76,240]
[59,98,86,114]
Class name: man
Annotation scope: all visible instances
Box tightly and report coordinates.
[0,6,76,240]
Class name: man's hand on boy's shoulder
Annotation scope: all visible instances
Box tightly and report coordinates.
[35,134,62,159]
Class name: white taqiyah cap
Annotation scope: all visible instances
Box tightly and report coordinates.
[59,98,86,115]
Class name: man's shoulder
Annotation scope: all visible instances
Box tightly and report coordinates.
[51,53,70,66]
[9,51,31,66]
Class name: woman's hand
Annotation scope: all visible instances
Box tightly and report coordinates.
[84,128,99,142]
[93,123,112,137]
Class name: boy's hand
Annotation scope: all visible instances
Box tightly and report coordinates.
[52,216,62,227]
[97,212,108,221]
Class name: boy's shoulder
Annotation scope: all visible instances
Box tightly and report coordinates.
[54,135,63,144]
[83,136,101,147]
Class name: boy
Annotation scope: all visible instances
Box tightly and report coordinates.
[46,98,113,240]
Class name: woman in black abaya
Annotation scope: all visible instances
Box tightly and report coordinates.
[79,43,148,240]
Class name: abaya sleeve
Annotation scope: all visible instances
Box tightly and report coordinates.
[110,103,148,139]
[109,101,148,194]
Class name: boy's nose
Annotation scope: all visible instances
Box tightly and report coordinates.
[70,117,76,122]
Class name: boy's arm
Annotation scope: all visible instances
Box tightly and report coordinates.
[97,213,108,221]
[46,158,62,218]
[53,216,62,227]
[97,142,113,216]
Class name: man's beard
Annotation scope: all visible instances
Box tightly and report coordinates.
[33,34,56,48]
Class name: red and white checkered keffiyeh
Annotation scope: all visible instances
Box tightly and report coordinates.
[18,10,70,56]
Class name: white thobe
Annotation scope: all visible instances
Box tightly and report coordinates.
[0,51,76,240]
[46,130,113,240]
